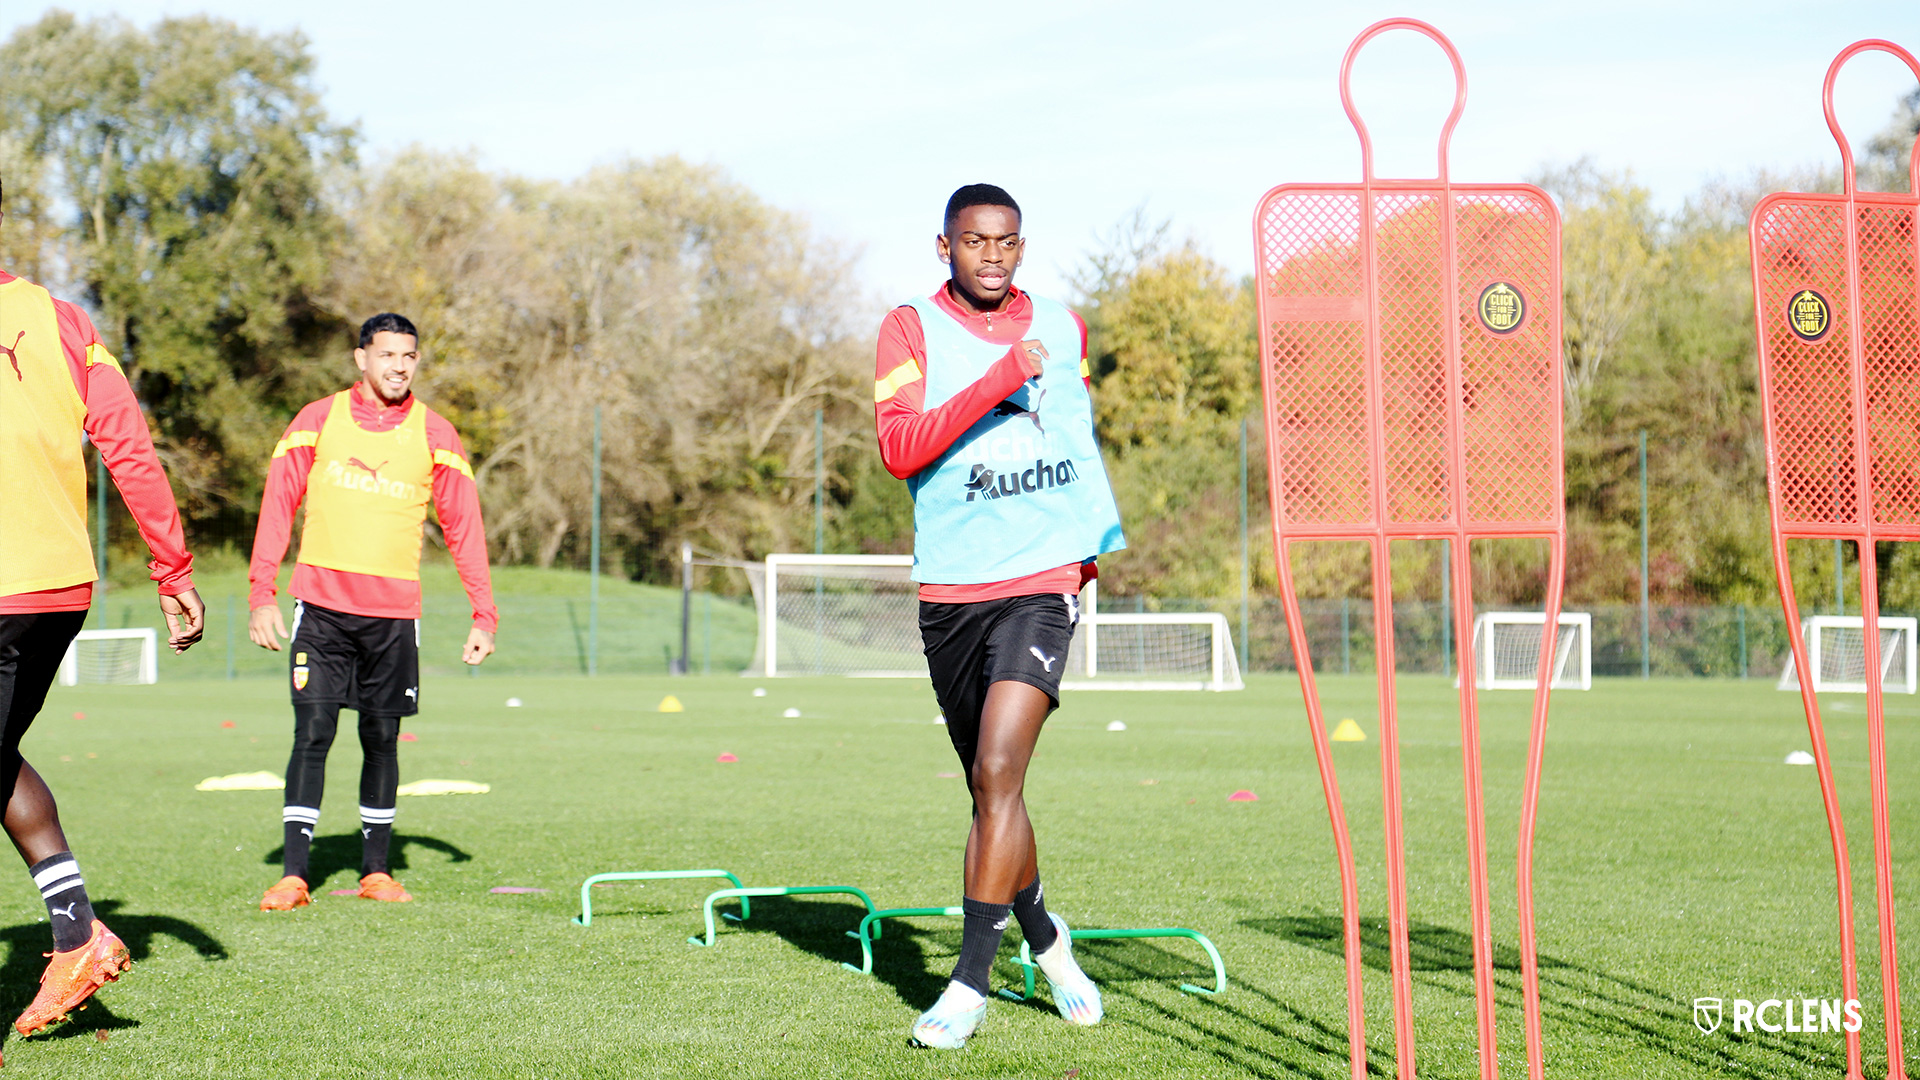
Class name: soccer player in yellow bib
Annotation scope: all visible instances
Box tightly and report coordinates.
[0,180,205,1049]
[247,313,497,910]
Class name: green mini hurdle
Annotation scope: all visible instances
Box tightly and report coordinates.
[1005,927,1227,999]
[688,885,878,948]
[572,869,746,927]
[840,906,964,975]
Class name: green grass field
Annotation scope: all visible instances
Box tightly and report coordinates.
[5,671,1917,1078]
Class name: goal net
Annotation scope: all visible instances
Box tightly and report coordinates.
[1777,616,1918,694]
[59,628,159,686]
[1468,612,1591,690]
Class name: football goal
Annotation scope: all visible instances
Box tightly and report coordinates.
[1777,615,1918,695]
[755,555,925,677]
[1466,612,1591,691]
[1062,583,1243,691]
[748,557,1242,689]
[58,628,159,686]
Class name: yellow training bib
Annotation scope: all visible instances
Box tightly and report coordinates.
[297,390,433,580]
[0,277,95,597]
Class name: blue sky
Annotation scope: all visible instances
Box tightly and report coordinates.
[7,1,1919,308]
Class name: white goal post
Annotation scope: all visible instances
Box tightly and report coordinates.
[752,556,1243,690]
[59,628,160,686]
[1467,612,1591,691]
[1777,615,1918,695]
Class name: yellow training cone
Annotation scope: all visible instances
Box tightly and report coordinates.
[1331,718,1366,742]
[658,695,685,713]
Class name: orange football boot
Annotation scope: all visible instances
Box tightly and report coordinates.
[260,875,311,911]
[358,872,411,902]
[14,919,130,1036]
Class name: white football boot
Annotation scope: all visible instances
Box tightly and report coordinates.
[910,981,989,1049]
[1033,914,1103,1025]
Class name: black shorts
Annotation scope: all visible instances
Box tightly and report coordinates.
[920,592,1079,772]
[0,610,87,767]
[288,601,419,716]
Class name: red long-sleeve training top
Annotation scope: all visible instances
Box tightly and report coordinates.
[248,384,498,632]
[873,283,1096,602]
[0,270,195,614]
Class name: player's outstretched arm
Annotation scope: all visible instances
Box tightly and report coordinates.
[248,604,288,651]
[160,589,207,653]
[463,627,495,666]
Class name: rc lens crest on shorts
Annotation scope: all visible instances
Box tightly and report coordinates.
[1786,288,1832,343]
[1476,281,1526,335]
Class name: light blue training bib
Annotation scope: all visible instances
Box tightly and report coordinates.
[905,292,1126,584]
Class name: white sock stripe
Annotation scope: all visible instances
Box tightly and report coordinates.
[358,806,396,823]
[283,806,321,824]
[31,859,79,890]
[40,876,85,900]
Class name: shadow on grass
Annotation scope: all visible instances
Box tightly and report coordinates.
[263,831,472,887]
[1239,913,1851,1079]
[0,898,226,1054]
[1250,915,1566,973]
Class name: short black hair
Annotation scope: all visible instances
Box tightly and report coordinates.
[358,312,418,349]
[944,184,1020,234]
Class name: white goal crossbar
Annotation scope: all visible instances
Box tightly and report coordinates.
[1777,615,1918,695]
[59,628,160,686]
[1467,612,1591,691]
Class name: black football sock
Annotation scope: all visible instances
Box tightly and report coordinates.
[1011,875,1058,954]
[282,810,317,883]
[357,713,401,877]
[31,854,96,951]
[283,701,339,883]
[951,897,1012,997]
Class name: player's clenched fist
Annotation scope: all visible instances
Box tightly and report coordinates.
[1018,339,1048,378]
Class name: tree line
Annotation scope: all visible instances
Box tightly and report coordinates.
[3,12,1917,608]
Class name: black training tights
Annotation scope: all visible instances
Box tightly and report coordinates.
[283,702,401,811]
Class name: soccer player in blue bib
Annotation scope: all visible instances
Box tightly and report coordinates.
[873,185,1126,1048]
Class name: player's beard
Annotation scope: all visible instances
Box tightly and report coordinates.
[369,377,412,405]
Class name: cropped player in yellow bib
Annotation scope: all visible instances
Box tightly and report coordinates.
[246,313,497,910]
[0,180,204,1052]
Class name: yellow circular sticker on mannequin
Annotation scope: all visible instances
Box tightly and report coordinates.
[1477,282,1526,335]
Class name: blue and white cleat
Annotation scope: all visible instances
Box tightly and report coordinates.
[1034,914,1103,1025]
[910,982,988,1049]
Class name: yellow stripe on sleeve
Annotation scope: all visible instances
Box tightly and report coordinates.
[873,358,923,403]
[83,343,124,375]
[433,448,474,478]
[1079,357,1091,378]
[272,430,319,458]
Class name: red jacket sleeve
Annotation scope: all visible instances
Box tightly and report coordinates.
[425,413,498,633]
[1071,309,1092,389]
[248,399,330,609]
[873,306,1040,479]
[57,301,196,595]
